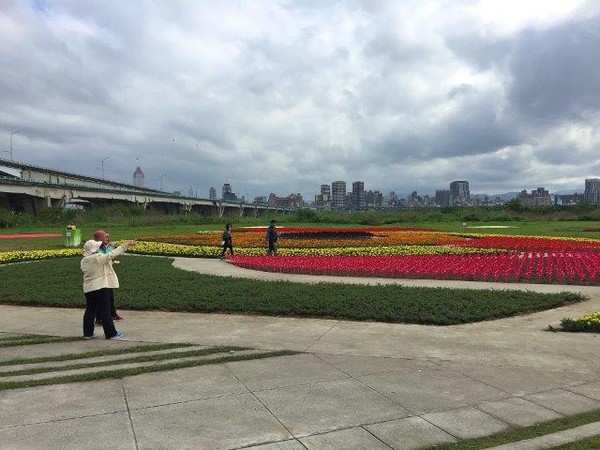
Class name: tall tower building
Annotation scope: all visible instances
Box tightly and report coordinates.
[133,166,145,188]
[321,184,331,196]
[331,181,346,208]
[209,187,217,200]
[222,183,231,200]
[584,178,600,205]
[450,181,470,205]
[351,181,366,210]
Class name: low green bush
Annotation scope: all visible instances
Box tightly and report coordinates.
[0,256,584,325]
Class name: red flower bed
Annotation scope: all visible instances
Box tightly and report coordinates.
[228,252,600,285]
[454,235,600,252]
[234,226,433,233]
[0,233,63,239]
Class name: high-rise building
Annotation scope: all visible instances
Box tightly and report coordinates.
[436,189,451,207]
[221,183,237,201]
[450,181,470,205]
[584,178,600,205]
[209,187,217,200]
[254,196,268,204]
[331,181,346,208]
[517,187,552,206]
[351,181,366,210]
[373,190,383,208]
[133,166,145,188]
[288,193,304,208]
[314,184,331,208]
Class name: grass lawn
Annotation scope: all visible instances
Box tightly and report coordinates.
[0,256,584,325]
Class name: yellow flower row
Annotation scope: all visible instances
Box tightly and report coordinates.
[0,248,81,264]
[0,242,502,264]
[567,311,600,325]
[129,242,500,257]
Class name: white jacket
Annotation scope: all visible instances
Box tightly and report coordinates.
[80,244,129,293]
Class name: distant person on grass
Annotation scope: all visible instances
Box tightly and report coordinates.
[81,238,135,340]
[92,229,123,324]
[220,223,234,259]
[266,219,279,256]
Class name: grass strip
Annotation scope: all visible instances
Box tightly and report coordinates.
[0,335,84,347]
[0,257,586,325]
[1,346,250,377]
[0,350,297,391]
[426,409,600,449]
[0,343,196,367]
[548,434,600,449]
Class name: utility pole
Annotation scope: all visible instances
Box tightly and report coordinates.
[9,130,19,161]
[100,157,109,179]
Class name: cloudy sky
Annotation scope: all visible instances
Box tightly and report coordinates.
[1,0,599,200]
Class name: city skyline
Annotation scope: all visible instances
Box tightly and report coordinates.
[109,162,600,204]
[1,2,599,199]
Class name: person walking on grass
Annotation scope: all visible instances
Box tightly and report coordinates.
[266,219,279,256]
[92,229,123,324]
[81,238,135,340]
[220,223,234,259]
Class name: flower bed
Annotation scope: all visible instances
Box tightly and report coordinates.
[453,235,600,252]
[141,228,470,248]
[0,248,81,264]
[3,226,600,287]
[561,311,600,333]
[228,251,600,285]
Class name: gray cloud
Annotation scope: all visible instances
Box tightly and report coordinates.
[508,17,600,124]
[0,0,598,200]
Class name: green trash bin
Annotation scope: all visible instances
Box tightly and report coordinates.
[64,226,82,247]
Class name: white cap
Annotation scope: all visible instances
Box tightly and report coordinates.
[83,240,102,256]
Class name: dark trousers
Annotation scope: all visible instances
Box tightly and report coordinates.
[84,288,118,339]
[109,289,117,317]
[221,242,234,257]
[94,289,117,318]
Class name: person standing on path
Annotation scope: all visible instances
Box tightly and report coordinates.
[220,223,234,259]
[266,219,279,256]
[81,238,135,340]
[93,229,123,323]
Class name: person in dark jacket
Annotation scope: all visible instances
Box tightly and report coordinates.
[266,219,279,256]
[220,223,234,259]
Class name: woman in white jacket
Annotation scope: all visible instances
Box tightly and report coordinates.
[81,239,135,339]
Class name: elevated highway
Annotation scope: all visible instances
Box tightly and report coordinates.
[0,158,288,217]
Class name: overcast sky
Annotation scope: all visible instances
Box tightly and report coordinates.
[1,0,599,200]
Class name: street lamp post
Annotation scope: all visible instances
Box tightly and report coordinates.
[100,157,109,179]
[159,174,167,190]
[9,131,19,161]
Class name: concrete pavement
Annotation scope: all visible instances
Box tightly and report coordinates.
[1,258,600,449]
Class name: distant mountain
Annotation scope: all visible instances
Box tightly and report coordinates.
[552,189,582,195]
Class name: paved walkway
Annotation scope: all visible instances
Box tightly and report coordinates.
[1,258,600,449]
